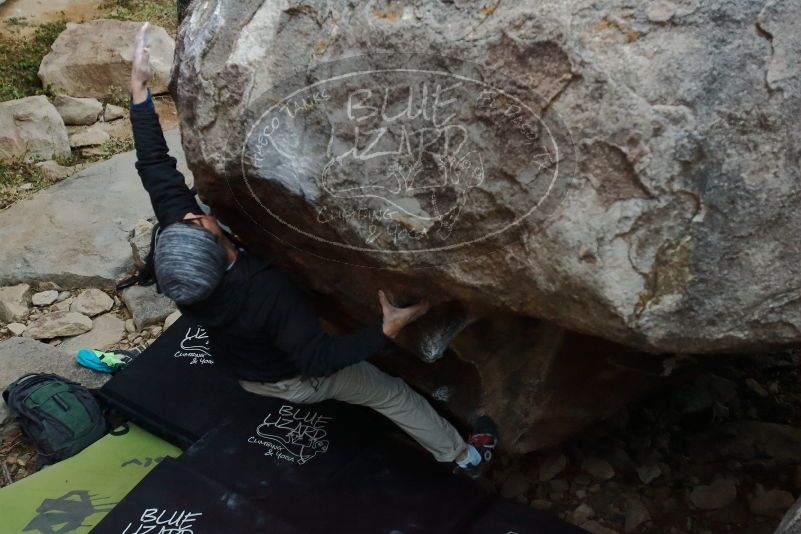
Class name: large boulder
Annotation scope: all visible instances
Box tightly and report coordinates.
[38,19,175,99]
[0,96,70,161]
[0,130,190,289]
[173,1,800,450]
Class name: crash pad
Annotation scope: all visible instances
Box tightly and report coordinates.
[0,423,179,534]
[99,317,588,533]
[90,457,301,533]
[99,315,252,448]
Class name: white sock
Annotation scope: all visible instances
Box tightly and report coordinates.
[456,444,481,468]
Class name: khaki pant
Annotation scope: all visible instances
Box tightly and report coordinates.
[239,361,467,463]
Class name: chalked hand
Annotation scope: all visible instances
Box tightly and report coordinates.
[379,290,430,339]
[131,22,151,104]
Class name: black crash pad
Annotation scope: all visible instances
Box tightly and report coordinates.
[100,316,587,533]
[90,457,301,533]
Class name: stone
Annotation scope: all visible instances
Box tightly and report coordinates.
[646,1,675,22]
[25,311,92,339]
[0,337,109,390]
[39,19,175,98]
[125,319,136,333]
[624,497,651,533]
[689,478,737,510]
[103,104,126,122]
[500,472,530,500]
[745,377,769,397]
[53,95,102,125]
[530,499,552,511]
[0,96,70,161]
[747,484,794,517]
[637,464,661,485]
[582,457,615,480]
[68,127,110,148]
[130,219,155,269]
[56,291,71,302]
[572,504,595,525]
[173,0,801,452]
[35,160,78,180]
[689,421,801,465]
[53,297,74,312]
[31,290,59,306]
[70,288,114,317]
[0,284,31,322]
[539,453,568,482]
[121,285,177,331]
[0,130,189,289]
[6,323,26,336]
[59,313,126,354]
[163,310,182,330]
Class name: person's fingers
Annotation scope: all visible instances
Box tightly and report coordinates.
[378,290,390,311]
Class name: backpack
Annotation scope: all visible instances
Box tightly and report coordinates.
[2,373,107,465]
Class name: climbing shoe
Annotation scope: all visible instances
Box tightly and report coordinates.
[457,415,498,479]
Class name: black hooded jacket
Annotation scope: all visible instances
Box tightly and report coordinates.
[130,92,390,382]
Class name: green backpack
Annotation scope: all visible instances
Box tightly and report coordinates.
[2,373,107,465]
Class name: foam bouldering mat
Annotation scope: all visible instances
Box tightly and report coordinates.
[100,317,588,533]
[176,402,489,533]
[90,457,301,533]
[99,315,253,448]
[0,423,179,534]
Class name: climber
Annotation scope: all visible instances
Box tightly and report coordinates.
[128,23,497,476]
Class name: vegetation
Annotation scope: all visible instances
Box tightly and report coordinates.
[105,0,178,35]
[0,19,67,102]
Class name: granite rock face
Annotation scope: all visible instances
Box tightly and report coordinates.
[173,0,800,451]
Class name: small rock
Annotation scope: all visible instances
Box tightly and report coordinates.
[581,520,620,534]
[6,323,26,336]
[748,484,794,517]
[531,499,552,511]
[35,160,76,179]
[624,497,651,533]
[572,503,595,525]
[70,288,114,317]
[550,479,569,493]
[163,310,182,330]
[745,378,769,397]
[53,297,75,312]
[500,472,530,499]
[68,127,110,148]
[103,104,126,122]
[646,1,675,22]
[121,285,177,331]
[32,290,59,306]
[582,457,615,480]
[689,477,737,510]
[60,313,125,354]
[125,319,136,333]
[25,311,92,339]
[0,337,109,390]
[0,283,32,322]
[637,464,661,485]
[53,95,102,125]
[575,489,587,499]
[56,291,71,302]
[130,219,154,269]
[539,453,568,482]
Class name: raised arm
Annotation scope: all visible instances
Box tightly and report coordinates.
[130,22,200,227]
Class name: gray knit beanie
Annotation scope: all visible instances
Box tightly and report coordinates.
[154,222,227,305]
